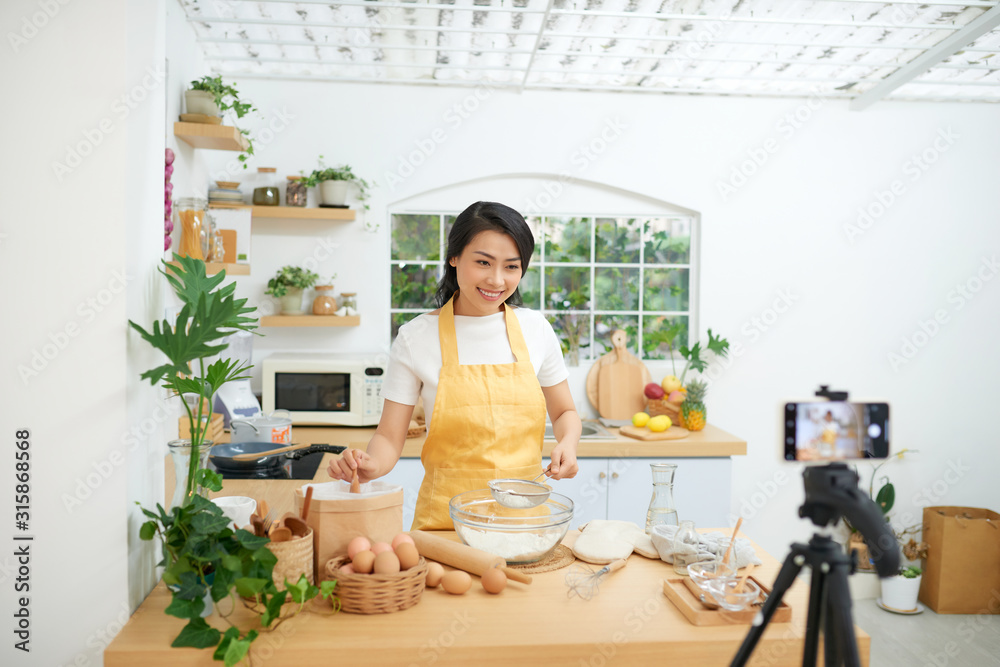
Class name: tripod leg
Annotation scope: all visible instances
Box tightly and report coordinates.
[730,548,805,667]
[802,567,827,667]
[825,563,862,667]
[823,574,842,666]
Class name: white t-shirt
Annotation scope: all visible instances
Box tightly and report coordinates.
[380,307,568,429]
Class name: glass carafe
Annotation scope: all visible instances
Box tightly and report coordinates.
[645,463,678,534]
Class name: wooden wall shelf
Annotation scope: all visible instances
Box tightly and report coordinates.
[173,122,249,151]
[206,205,356,221]
[168,260,249,276]
[260,315,360,327]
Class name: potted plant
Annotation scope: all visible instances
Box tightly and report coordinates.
[265,265,319,315]
[300,155,371,208]
[881,565,923,612]
[185,75,257,168]
[129,256,337,663]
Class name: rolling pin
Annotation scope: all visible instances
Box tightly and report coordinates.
[409,530,532,585]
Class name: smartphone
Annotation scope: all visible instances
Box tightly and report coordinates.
[783,402,890,461]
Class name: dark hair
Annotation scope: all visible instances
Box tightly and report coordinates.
[434,201,535,308]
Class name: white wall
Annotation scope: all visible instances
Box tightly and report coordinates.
[202,76,1000,560]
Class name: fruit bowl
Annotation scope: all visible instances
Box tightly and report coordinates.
[449,489,573,564]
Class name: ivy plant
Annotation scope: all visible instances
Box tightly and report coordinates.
[189,75,258,168]
[300,155,372,209]
[264,265,320,298]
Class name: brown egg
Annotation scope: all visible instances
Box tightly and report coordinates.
[392,533,415,549]
[441,570,472,595]
[481,568,507,595]
[347,536,372,560]
[395,542,420,571]
[425,562,445,588]
[371,542,393,555]
[373,550,401,575]
[352,550,375,574]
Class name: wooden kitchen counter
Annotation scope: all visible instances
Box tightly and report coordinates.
[107,529,868,666]
[296,422,746,458]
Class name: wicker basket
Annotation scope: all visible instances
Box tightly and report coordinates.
[324,556,427,614]
[266,528,314,591]
[647,398,682,423]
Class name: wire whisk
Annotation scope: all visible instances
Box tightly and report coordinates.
[565,558,628,600]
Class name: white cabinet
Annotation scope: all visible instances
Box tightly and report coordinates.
[386,456,733,532]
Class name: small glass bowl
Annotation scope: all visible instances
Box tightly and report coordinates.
[706,577,762,611]
[688,561,736,592]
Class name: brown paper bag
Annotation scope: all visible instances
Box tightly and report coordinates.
[295,482,403,582]
[920,506,1000,614]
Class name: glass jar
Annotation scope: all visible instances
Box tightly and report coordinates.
[340,292,357,315]
[174,197,207,260]
[714,537,737,570]
[645,462,678,534]
[252,167,279,206]
[210,229,226,263]
[672,520,700,575]
[312,285,337,315]
[286,175,307,207]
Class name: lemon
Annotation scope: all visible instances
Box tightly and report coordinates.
[648,415,672,432]
[632,412,650,427]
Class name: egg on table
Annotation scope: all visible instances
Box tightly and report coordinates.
[441,570,472,595]
[481,568,507,594]
[425,562,445,588]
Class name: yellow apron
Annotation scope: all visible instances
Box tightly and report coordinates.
[410,296,547,530]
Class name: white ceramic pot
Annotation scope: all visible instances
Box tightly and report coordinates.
[319,180,349,205]
[184,89,220,116]
[279,288,305,315]
[881,574,922,611]
[211,496,257,530]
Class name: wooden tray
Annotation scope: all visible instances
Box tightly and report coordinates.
[662,576,791,626]
[619,424,690,441]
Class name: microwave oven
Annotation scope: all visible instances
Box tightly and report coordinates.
[262,353,386,426]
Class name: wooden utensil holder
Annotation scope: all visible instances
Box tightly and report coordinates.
[324,556,428,614]
[267,527,314,591]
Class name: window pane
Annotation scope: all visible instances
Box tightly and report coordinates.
[595,217,641,264]
[643,218,692,265]
[519,266,542,309]
[391,312,423,340]
[595,266,639,311]
[642,315,688,360]
[545,266,591,310]
[546,312,592,361]
[643,268,689,311]
[525,216,542,264]
[544,217,590,263]
[594,315,639,357]
[443,215,456,252]
[392,263,440,309]
[392,214,440,261]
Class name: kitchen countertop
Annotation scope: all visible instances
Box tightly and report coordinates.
[106,527,868,666]
[295,422,746,458]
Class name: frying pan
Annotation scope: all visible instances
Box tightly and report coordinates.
[209,442,345,474]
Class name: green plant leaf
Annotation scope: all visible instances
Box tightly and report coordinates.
[706,328,730,358]
[875,482,895,514]
[171,618,221,649]
[262,591,287,626]
[139,521,157,541]
[170,571,208,600]
[195,468,224,493]
[235,577,269,597]
[211,566,237,603]
[192,511,233,535]
[286,575,319,604]
[223,630,257,667]
[319,580,338,599]
[234,530,270,551]
[164,594,205,620]
[213,627,242,662]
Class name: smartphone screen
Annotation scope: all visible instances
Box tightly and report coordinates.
[783,402,890,461]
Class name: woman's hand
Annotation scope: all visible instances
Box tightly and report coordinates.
[547,441,579,480]
[326,448,379,483]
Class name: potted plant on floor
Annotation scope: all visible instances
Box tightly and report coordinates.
[129,256,337,664]
[880,565,923,612]
[265,265,319,315]
[301,155,371,209]
[185,75,257,168]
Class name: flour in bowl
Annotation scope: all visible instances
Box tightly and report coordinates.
[458,528,561,561]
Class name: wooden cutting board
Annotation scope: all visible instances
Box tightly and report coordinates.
[587,330,651,418]
[597,331,646,420]
[619,425,690,441]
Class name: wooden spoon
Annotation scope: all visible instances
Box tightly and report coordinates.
[279,511,309,538]
[736,563,755,593]
[723,517,743,567]
[302,486,314,521]
[350,467,361,494]
[271,526,292,542]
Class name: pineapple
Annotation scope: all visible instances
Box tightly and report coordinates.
[681,379,708,431]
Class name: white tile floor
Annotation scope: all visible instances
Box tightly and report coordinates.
[852,599,1000,667]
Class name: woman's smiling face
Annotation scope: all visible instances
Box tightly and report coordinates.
[449,230,523,317]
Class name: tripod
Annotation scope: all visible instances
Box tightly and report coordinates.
[730,464,898,667]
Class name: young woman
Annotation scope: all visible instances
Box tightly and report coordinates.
[328,201,582,529]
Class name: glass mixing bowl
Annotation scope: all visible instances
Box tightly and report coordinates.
[449,489,574,564]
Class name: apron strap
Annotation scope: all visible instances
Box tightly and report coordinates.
[438,295,533,367]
